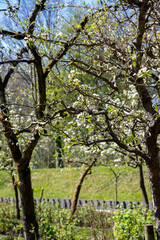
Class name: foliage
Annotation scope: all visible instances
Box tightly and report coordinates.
[0,201,113,239]
[75,204,113,239]
[37,202,76,239]
[0,203,23,238]
[32,136,57,168]
[112,206,155,240]
[1,201,156,239]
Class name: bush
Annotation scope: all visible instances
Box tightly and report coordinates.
[0,201,114,239]
[112,205,155,240]
[75,204,114,239]
[37,202,113,239]
[37,202,76,239]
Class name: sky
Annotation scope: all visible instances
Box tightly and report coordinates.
[0,0,95,9]
[0,2,7,14]
[0,0,98,27]
[0,0,11,10]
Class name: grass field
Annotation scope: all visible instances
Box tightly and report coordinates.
[0,166,152,201]
[0,235,23,240]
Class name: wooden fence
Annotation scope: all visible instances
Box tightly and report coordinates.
[0,197,153,210]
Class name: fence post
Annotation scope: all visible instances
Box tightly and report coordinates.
[145,224,155,240]
[39,189,44,203]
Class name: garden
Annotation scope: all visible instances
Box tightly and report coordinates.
[0,200,155,239]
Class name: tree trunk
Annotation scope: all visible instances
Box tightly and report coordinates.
[147,163,160,240]
[109,167,123,208]
[115,177,118,207]
[18,167,39,240]
[39,188,44,204]
[56,136,64,168]
[11,173,20,219]
[146,123,160,239]
[138,164,149,207]
[71,158,97,215]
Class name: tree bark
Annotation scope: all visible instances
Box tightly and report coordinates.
[138,164,149,207]
[18,167,39,240]
[71,157,97,215]
[147,162,160,240]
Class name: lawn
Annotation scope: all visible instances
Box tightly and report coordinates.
[0,166,151,202]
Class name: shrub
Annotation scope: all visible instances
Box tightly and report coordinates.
[0,201,114,239]
[112,205,155,240]
[37,202,76,239]
[75,204,114,239]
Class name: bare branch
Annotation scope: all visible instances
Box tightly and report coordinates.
[0,29,25,39]
[105,112,150,162]
[43,8,106,80]
[72,61,118,91]
[130,1,157,117]
[0,88,22,166]
[0,59,34,65]
[3,64,17,87]
[28,0,46,35]
[0,9,7,11]
[74,138,114,146]
[125,0,142,7]
[2,47,29,87]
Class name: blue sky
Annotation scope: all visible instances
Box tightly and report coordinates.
[0,0,98,26]
[0,0,12,10]
[0,0,97,10]
[0,1,7,11]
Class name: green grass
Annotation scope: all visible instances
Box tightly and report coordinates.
[74,226,112,239]
[0,235,23,240]
[0,166,152,201]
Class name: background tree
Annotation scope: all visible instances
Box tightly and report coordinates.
[71,155,97,216]
[109,166,125,207]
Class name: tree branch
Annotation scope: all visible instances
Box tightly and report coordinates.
[28,0,46,35]
[18,131,40,169]
[25,0,47,118]
[0,88,22,165]
[105,112,150,162]
[71,61,118,91]
[2,47,29,87]
[132,1,157,117]
[0,29,25,39]
[43,8,106,80]
[74,138,114,146]
[0,59,34,65]
[125,0,142,7]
